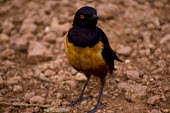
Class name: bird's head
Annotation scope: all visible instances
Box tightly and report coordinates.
[73,6,99,28]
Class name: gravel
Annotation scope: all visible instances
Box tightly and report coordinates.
[0,0,169,113]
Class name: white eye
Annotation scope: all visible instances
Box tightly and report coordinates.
[80,15,84,19]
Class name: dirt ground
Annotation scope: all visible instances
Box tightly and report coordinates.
[0,0,170,113]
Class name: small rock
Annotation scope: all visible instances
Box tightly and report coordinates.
[50,59,63,69]
[162,109,170,113]
[160,34,170,44]
[126,85,147,101]
[43,32,56,43]
[24,91,35,102]
[13,85,23,92]
[145,49,151,56]
[147,23,155,29]
[56,93,65,99]
[44,26,50,33]
[139,49,145,56]
[141,31,151,43]
[30,96,46,104]
[25,107,34,113]
[126,70,139,80]
[2,20,14,34]
[125,59,131,63]
[147,95,161,105]
[65,80,77,88]
[162,24,170,34]
[0,33,9,42]
[51,99,62,106]
[0,76,4,88]
[157,60,166,68]
[154,1,164,8]
[71,68,78,75]
[44,107,70,113]
[97,4,119,19]
[20,22,37,33]
[150,109,162,113]
[44,69,56,77]
[117,82,129,91]
[116,45,132,56]
[152,17,160,28]
[75,73,87,81]
[118,82,147,101]
[146,43,155,50]
[21,33,35,40]
[7,76,21,85]
[28,41,52,62]
[34,107,40,112]
[10,38,28,51]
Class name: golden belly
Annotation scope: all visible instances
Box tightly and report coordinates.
[64,34,108,75]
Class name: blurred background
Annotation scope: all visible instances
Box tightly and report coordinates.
[0,0,170,113]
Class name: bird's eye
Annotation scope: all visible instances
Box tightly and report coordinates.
[80,15,84,19]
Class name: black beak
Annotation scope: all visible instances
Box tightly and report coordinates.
[90,15,99,20]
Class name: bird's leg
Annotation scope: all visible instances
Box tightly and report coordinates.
[70,74,92,106]
[87,77,105,113]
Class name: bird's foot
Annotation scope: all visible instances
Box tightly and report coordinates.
[69,96,92,106]
[86,103,105,113]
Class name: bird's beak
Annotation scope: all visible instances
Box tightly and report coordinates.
[90,15,99,20]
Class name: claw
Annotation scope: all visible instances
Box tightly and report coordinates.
[69,96,93,106]
[86,103,105,113]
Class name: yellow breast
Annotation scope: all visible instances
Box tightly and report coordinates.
[64,33,108,74]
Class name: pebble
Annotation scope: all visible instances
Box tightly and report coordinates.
[145,49,151,56]
[43,32,56,43]
[13,85,23,92]
[116,45,132,56]
[147,95,160,105]
[75,72,87,81]
[0,76,3,85]
[97,4,119,19]
[146,43,155,50]
[7,76,21,85]
[30,95,46,104]
[162,109,170,113]
[147,23,155,29]
[44,107,70,113]
[21,33,35,40]
[157,60,166,68]
[2,20,14,34]
[118,82,147,101]
[71,68,78,75]
[44,69,56,77]
[51,99,62,106]
[34,107,40,112]
[141,31,151,43]
[28,41,52,62]
[20,22,37,34]
[56,93,65,99]
[0,33,9,42]
[10,38,28,51]
[126,70,139,80]
[150,109,162,113]
[24,91,35,102]
[65,80,77,88]
[154,1,164,8]
[162,24,170,34]
[117,82,129,91]
[160,34,170,44]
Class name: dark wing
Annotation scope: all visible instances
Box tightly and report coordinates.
[97,28,122,74]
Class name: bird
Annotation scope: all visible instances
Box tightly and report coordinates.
[64,6,122,113]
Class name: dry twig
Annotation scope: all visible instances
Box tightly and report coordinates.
[0,101,51,108]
